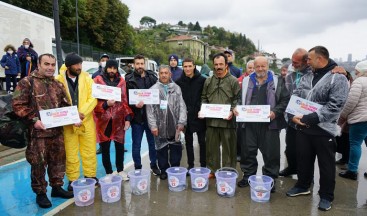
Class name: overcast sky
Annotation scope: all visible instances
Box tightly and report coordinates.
[123,0,367,61]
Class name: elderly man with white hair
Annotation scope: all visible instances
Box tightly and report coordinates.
[338,60,367,180]
[234,56,290,192]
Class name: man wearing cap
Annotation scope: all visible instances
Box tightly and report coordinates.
[92,53,109,79]
[17,38,38,79]
[56,52,98,191]
[224,49,241,78]
[168,54,183,81]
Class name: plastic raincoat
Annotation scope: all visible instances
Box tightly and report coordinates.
[292,71,349,136]
[56,65,98,181]
[146,81,187,150]
[93,74,133,143]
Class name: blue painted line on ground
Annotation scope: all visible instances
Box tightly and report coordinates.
[0,128,149,215]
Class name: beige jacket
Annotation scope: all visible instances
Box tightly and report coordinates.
[340,77,367,124]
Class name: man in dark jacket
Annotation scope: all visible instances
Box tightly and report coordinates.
[224,49,241,78]
[92,53,109,79]
[125,54,160,175]
[168,54,183,81]
[235,56,290,193]
[12,54,73,208]
[17,38,38,79]
[176,58,207,169]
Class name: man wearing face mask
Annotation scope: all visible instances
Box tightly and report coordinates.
[1,44,21,94]
[234,56,290,192]
[92,53,109,79]
[17,38,38,79]
[56,52,98,191]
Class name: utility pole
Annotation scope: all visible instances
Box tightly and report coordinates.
[53,0,63,71]
[76,0,80,55]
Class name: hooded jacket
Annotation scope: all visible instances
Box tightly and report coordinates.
[175,69,206,132]
[125,69,158,124]
[146,81,187,150]
[201,71,241,128]
[93,72,133,143]
[291,59,349,136]
[17,45,38,75]
[170,66,183,82]
[56,67,97,135]
[228,62,241,78]
[1,52,21,75]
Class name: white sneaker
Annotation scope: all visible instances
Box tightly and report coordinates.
[118,171,129,181]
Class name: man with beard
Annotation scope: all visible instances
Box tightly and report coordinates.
[235,56,290,192]
[146,65,187,180]
[286,46,349,211]
[93,59,133,180]
[280,48,312,177]
[125,54,161,175]
[13,54,73,208]
[176,58,207,170]
[56,52,98,191]
[200,53,241,178]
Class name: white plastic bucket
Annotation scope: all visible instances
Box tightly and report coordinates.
[166,167,187,192]
[248,175,274,202]
[189,167,211,192]
[128,169,151,195]
[71,178,96,206]
[99,175,123,203]
[215,167,238,197]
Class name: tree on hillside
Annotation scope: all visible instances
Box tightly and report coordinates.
[187,22,194,31]
[3,0,53,17]
[193,21,202,31]
[282,58,291,63]
[140,16,156,27]
[177,21,186,27]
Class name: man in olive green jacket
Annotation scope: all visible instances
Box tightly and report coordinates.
[200,53,241,176]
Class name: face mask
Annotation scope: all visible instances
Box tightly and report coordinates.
[101,61,106,68]
[7,50,13,55]
[24,45,29,49]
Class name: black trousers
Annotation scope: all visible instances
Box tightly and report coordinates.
[295,130,336,201]
[185,126,206,168]
[336,132,350,162]
[284,126,298,171]
[240,123,280,179]
[157,144,182,174]
[100,120,125,174]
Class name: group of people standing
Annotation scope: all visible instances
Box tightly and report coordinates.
[1,38,38,93]
[9,44,367,212]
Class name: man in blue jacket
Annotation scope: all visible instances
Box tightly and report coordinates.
[168,54,183,81]
[224,49,241,78]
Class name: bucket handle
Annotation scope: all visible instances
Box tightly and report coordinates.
[248,177,274,189]
[215,167,239,175]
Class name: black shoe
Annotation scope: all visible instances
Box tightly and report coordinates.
[187,166,194,176]
[124,149,128,152]
[96,147,102,155]
[286,187,311,197]
[237,177,249,188]
[160,172,167,180]
[271,179,276,193]
[67,181,73,191]
[85,176,100,186]
[339,170,358,180]
[364,172,367,178]
[151,167,161,176]
[36,194,52,208]
[51,186,74,199]
[279,167,297,177]
[335,159,347,165]
[318,199,332,211]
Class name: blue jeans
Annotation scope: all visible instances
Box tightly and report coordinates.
[348,122,367,172]
[131,122,157,169]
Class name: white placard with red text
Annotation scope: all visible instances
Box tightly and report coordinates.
[285,95,322,116]
[39,106,81,129]
[128,89,160,105]
[199,104,231,119]
[92,84,121,102]
[236,105,270,122]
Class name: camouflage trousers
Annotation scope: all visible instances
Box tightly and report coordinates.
[26,134,66,194]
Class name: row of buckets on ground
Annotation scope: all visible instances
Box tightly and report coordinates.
[71,167,274,206]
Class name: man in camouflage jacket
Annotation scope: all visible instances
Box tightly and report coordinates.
[12,54,73,208]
